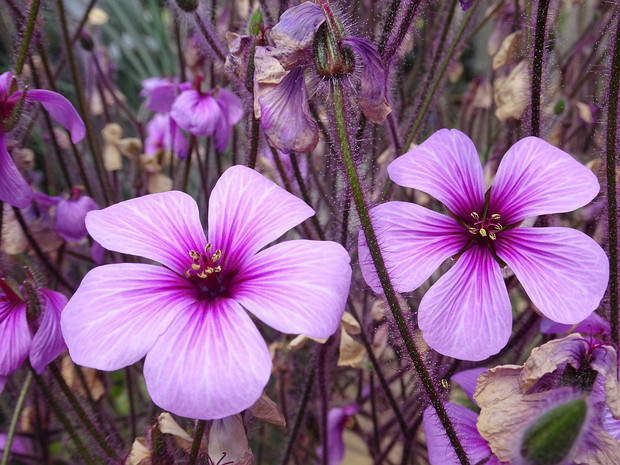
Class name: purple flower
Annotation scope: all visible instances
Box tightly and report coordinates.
[60,165,351,419]
[0,281,67,393]
[140,77,190,114]
[170,79,243,152]
[145,113,188,159]
[0,71,86,209]
[37,188,98,242]
[317,405,361,465]
[359,129,609,361]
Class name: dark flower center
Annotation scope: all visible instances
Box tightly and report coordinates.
[184,244,232,300]
[467,211,503,241]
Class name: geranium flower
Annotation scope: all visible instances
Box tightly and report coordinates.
[170,79,243,152]
[0,71,85,208]
[145,113,188,159]
[359,129,609,361]
[0,281,67,393]
[61,165,351,419]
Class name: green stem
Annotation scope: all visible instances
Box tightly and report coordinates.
[14,0,41,75]
[48,363,122,461]
[188,420,206,465]
[331,82,469,465]
[0,372,32,465]
[607,13,620,346]
[29,366,95,465]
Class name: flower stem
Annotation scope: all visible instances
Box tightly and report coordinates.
[48,363,122,461]
[188,420,206,465]
[193,11,227,62]
[331,82,470,465]
[248,116,261,169]
[606,13,620,346]
[29,366,95,465]
[0,372,32,465]
[531,0,550,137]
[14,0,41,75]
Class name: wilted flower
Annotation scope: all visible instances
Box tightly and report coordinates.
[0,281,67,393]
[61,165,351,419]
[255,1,390,153]
[0,71,86,208]
[359,129,609,360]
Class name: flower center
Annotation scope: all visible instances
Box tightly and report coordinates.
[184,243,229,300]
[467,212,503,240]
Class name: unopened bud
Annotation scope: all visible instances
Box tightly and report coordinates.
[312,23,353,78]
[520,398,587,465]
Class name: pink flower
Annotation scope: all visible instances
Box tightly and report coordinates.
[61,165,351,419]
[359,129,609,361]
[170,81,243,152]
[0,281,67,393]
[145,113,188,159]
[0,71,86,208]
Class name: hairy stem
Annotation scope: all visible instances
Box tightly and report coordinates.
[331,82,469,465]
[607,12,620,345]
[188,420,206,465]
[531,0,550,137]
[14,0,41,75]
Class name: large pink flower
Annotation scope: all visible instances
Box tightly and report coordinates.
[61,165,351,419]
[359,129,609,361]
[0,71,85,208]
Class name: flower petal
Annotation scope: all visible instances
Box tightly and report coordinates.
[29,289,67,373]
[231,239,350,338]
[423,403,501,465]
[208,165,314,271]
[451,368,487,404]
[488,137,600,225]
[143,81,178,113]
[0,132,32,208]
[27,90,86,143]
[259,66,319,154]
[269,2,325,69]
[388,129,485,219]
[55,195,98,242]
[60,264,196,370]
[85,190,207,272]
[143,298,272,419]
[0,298,31,377]
[170,90,222,136]
[0,71,13,98]
[418,245,512,361]
[215,88,244,126]
[358,202,469,294]
[494,227,609,324]
[341,37,391,123]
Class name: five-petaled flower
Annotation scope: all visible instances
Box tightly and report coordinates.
[61,165,352,419]
[0,71,86,209]
[359,129,609,361]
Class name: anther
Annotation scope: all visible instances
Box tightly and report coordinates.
[494,224,502,230]
[491,214,501,220]
[214,266,222,273]
[212,249,222,262]
[489,232,497,240]
[189,250,199,260]
[480,228,487,237]
[468,227,478,234]
[471,212,480,220]
[191,263,201,270]
[205,243,212,253]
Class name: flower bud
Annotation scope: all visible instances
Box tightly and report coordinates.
[520,398,587,465]
[312,23,353,78]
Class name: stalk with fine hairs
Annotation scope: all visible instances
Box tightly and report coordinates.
[331,81,470,465]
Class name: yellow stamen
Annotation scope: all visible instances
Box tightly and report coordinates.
[471,212,479,220]
[494,223,503,230]
[480,228,487,237]
[212,249,222,262]
[214,266,221,273]
[197,271,208,278]
[489,232,497,240]
[205,243,212,253]
[491,214,501,220]
[191,263,201,270]
[468,227,478,234]
[189,250,199,260]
